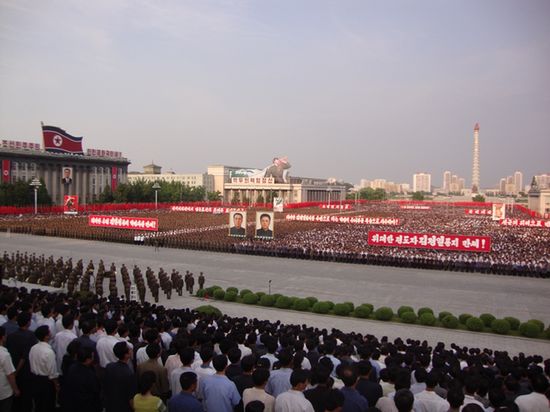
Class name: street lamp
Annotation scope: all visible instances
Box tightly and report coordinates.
[152,182,161,210]
[30,178,41,215]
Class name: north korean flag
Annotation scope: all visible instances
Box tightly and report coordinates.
[42,125,84,155]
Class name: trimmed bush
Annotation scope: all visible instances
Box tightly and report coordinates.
[259,294,276,307]
[275,296,293,309]
[359,303,374,313]
[419,313,437,326]
[527,319,545,333]
[292,298,311,311]
[306,297,318,306]
[196,289,206,298]
[491,319,511,335]
[224,291,238,302]
[354,304,373,319]
[400,311,418,324]
[519,322,540,338]
[466,317,484,332]
[543,328,550,340]
[438,311,453,322]
[343,302,355,312]
[374,307,394,321]
[194,305,222,317]
[256,292,266,299]
[325,301,335,311]
[398,306,415,317]
[333,303,352,316]
[417,307,434,317]
[226,287,239,295]
[288,297,299,306]
[242,293,259,305]
[206,285,222,295]
[504,317,520,331]
[441,315,459,329]
[239,289,253,298]
[272,293,282,301]
[312,301,331,314]
[480,313,496,327]
[459,313,473,325]
[213,289,225,300]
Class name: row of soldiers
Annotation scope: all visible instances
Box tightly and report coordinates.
[1,251,208,304]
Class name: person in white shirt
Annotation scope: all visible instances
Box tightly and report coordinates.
[243,367,275,412]
[36,304,56,335]
[514,374,550,412]
[96,319,121,368]
[414,371,449,412]
[0,326,20,412]
[29,325,59,412]
[51,314,78,373]
[170,347,196,396]
[135,328,162,365]
[274,369,314,412]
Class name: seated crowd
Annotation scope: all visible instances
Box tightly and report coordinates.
[1,285,549,412]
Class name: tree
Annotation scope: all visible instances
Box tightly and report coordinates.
[256,193,265,204]
[207,191,222,201]
[99,185,114,203]
[472,194,486,202]
[412,191,425,201]
[358,187,386,201]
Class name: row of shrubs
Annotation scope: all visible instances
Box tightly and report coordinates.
[196,286,550,340]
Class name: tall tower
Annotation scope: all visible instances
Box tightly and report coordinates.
[471,123,480,193]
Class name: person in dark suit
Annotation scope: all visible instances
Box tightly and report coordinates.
[230,213,246,237]
[103,342,137,412]
[255,213,273,238]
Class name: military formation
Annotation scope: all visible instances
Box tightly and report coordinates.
[0,251,206,304]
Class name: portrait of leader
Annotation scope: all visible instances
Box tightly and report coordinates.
[255,212,274,239]
[229,211,247,237]
[61,167,73,185]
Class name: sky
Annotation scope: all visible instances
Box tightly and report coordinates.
[1,0,549,188]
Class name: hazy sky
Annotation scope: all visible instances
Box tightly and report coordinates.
[1,0,549,188]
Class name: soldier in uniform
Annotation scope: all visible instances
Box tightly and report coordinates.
[198,272,205,290]
[188,272,195,295]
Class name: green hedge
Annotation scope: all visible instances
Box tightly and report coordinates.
[292,298,311,311]
[242,293,259,305]
[306,297,318,306]
[417,307,434,317]
[226,287,239,295]
[196,289,206,298]
[397,306,414,317]
[543,328,550,340]
[260,294,276,307]
[491,319,511,335]
[213,289,225,300]
[354,304,373,319]
[256,292,266,299]
[333,303,352,316]
[419,313,436,326]
[312,301,332,314]
[504,317,520,331]
[519,322,540,338]
[441,315,459,329]
[239,289,253,298]
[400,311,417,324]
[275,296,293,309]
[374,307,394,321]
[527,319,545,333]
[205,285,223,296]
[224,291,238,302]
[459,313,473,325]
[343,302,355,312]
[438,311,453,322]
[466,317,484,332]
[194,305,222,317]
[480,313,496,327]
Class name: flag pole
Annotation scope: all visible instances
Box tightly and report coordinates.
[40,121,45,151]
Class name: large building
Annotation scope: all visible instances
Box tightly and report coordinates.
[412,173,431,193]
[128,163,215,193]
[1,139,129,205]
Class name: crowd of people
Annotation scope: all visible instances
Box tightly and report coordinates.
[0,202,549,277]
[0,283,549,412]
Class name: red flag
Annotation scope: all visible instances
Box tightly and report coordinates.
[42,125,84,154]
[2,160,10,183]
[111,167,118,191]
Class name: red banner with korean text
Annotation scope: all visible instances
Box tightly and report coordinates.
[286,214,400,225]
[88,215,159,231]
[320,204,353,210]
[2,160,10,183]
[465,208,492,216]
[500,218,550,228]
[171,205,246,214]
[368,231,491,252]
[400,205,431,210]
[111,167,119,191]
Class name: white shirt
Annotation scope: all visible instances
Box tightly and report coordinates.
[36,317,56,335]
[0,346,15,400]
[135,346,162,366]
[96,335,120,368]
[52,329,77,372]
[194,363,216,381]
[238,344,252,359]
[169,366,195,396]
[29,342,59,380]
[274,389,314,412]
[244,387,275,412]
[414,389,450,412]
[160,332,172,351]
[164,354,182,378]
[515,392,550,412]
[460,395,486,411]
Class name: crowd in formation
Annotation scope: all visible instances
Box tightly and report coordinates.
[0,284,549,412]
[0,202,549,277]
